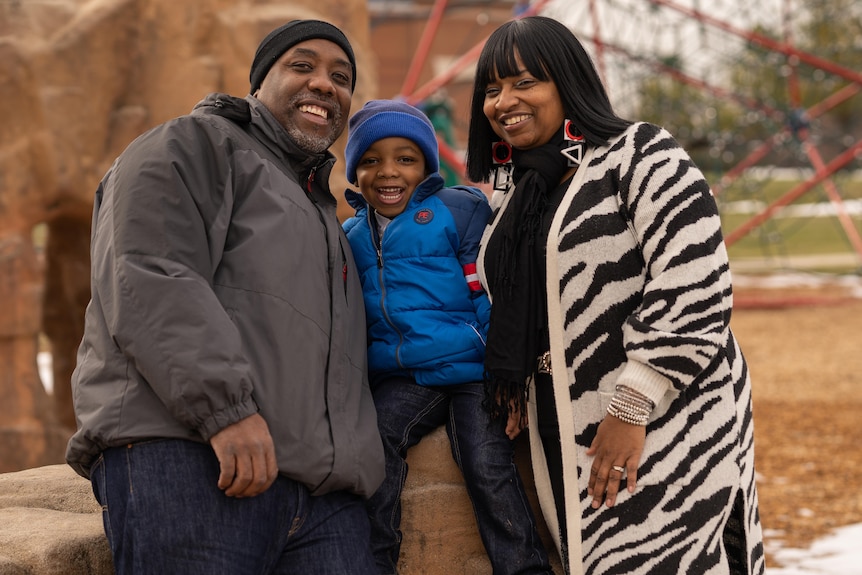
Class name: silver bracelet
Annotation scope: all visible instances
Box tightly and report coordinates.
[606,385,654,426]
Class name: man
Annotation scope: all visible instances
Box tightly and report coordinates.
[66,19,384,574]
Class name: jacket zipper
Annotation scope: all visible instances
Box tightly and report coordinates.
[370,209,384,269]
[305,165,348,293]
[371,213,405,368]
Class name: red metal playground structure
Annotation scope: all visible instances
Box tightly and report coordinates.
[384,0,862,276]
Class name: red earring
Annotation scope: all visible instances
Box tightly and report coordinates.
[491,141,513,192]
[561,120,585,167]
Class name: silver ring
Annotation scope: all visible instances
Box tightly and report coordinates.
[611,465,625,474]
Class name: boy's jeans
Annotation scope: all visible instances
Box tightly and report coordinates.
[91,438,377,575]
[366,377,553,575]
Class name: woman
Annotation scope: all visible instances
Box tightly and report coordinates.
[466,16,765,575]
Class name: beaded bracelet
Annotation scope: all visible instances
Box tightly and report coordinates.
[606,384,655,426]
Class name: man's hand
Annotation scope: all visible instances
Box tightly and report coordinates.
[209,413,278,498]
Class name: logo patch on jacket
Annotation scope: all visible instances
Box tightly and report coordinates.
[414,209,434,224]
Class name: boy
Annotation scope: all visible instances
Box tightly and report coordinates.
[343,99,553,575]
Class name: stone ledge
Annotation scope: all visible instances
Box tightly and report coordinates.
[399,425,562,574]
[0,508,111,575]
[0,465,110,575]
[0,427,561,574]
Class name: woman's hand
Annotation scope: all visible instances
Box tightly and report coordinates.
[586,414,645,508]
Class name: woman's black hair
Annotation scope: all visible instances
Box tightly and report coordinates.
[465,16,632,183]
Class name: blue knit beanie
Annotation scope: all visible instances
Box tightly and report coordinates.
[344,100,440,185]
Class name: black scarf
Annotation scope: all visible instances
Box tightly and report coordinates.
[483,140,572,425]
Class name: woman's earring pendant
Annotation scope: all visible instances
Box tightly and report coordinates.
[491,141,514,192]
[561,119,584,167]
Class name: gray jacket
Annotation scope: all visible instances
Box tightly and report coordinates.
[66,94,384,497]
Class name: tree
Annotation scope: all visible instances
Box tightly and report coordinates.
[634,1,862,172]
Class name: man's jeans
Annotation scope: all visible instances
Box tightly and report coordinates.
[91,439,377,575]
[366,377,553,575]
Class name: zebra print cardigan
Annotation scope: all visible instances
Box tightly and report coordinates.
[478,122,765,575]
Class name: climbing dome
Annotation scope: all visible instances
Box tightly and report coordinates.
[546,0,862,271]
[390,0,862,272]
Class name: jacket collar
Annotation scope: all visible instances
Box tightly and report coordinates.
[192,93,336,182]
[245,95,336,176]
[344,172,445,216]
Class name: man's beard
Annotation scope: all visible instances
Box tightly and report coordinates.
[287,125,335,154]
[285,96,345,154]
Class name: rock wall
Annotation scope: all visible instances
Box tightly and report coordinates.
[0,0,374,473]
[0,429,562,575]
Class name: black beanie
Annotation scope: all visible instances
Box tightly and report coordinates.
[249,19,356,93]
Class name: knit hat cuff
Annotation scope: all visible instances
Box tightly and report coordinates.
[344,111,440,184]
[249,20,356,93]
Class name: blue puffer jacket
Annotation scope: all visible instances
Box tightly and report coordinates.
[344,173,492,386]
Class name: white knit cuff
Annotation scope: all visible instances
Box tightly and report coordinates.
[616,360,672,407]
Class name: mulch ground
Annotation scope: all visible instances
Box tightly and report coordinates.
[729,281,862,567]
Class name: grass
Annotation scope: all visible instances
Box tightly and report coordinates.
[708,172,862,204]
[710,172,862,273]
[721,213,861,255]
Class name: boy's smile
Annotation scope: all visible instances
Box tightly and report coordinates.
[355,136,428,219]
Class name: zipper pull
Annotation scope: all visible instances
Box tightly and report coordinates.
[306,166,317,198]
[369,209,383,268]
